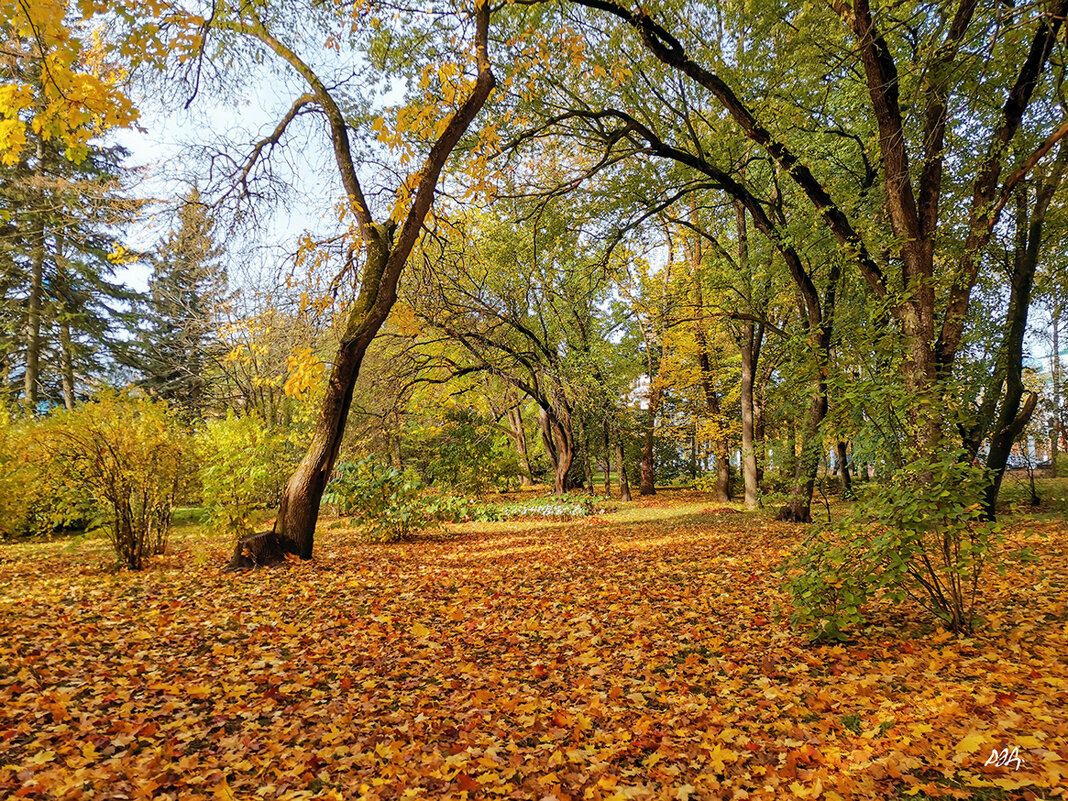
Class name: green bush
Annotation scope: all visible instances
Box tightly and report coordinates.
[197,412,297,538]
[403,410,521,493]
[325,457,441,542]
[40,393,192,569]
[785,452,1003,639]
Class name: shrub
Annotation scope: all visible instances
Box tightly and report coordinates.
[40,393,192,569]
[0,412,99,538]
[403,410,522,493]
[785,452,1003,639]
[325,457,438,542]
[197,413,297,538]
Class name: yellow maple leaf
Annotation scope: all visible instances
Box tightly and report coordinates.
[955,732,986,756]
[411,622,431,638]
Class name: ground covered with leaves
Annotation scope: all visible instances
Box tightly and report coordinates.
[1,493,1066,800]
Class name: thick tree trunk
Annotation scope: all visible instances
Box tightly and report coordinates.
[272,336,367,559]
[616,437,631,501]
[537,405,574,493]
[538,406,559,477]
[245,2,495,566]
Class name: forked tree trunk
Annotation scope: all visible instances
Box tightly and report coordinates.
[777,386,828,523]
[506,405,533,487]
[552,421,575,494]
[982,172,1061,518]
[536,403,574,494]
[228,5,496,568]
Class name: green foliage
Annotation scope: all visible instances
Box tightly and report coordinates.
[196,412,296,538]
[38,392,192,570]
[325,457,440,542]
[403,409,521,493]
[135,187,228,415]
[785,453,1002,639]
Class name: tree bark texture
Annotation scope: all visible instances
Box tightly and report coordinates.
[506,405,533,487]
[981,164,1062,517]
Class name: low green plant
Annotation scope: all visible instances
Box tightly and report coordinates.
[325,458,441,542]
[477,493,612,521]
[785,452,1003,640]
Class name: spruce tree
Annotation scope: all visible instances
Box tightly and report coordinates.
[137,188,227,415]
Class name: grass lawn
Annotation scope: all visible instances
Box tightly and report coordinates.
[1,488,1065,799]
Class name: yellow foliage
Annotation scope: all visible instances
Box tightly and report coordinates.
[283,347,326,398]
[0,0,138,164]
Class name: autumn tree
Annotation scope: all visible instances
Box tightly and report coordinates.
[570,0,1068,495]
[409,204,621,495]
[2,2,143,411]
[124,0,498,562]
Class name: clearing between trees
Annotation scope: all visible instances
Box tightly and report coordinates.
[1,492,1065,800]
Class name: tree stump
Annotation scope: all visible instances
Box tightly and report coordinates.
[224,531,290,572]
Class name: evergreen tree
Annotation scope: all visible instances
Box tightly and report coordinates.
[1,23,141,411]
[137,188,227,415]
[0,127,140,411]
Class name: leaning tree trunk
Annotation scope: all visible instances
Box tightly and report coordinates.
[226,2,495,570]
